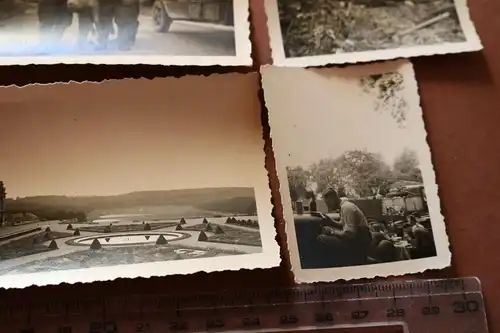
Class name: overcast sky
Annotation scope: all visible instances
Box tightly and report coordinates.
[263,67,421,169]
[0,75,263,198]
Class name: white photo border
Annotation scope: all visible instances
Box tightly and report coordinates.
[265,0,482,67]
[0,0,252,66]
[0,73,280,289]
[262,60,451,283]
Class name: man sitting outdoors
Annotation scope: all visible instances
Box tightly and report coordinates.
[316,197,372,266]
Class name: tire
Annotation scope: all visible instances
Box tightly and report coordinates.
[152,0,172,33]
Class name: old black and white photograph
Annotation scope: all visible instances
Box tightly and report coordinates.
[262,60,450,282]
[265,0,481,66]
[0,0,251,65]
[0,72,278,288]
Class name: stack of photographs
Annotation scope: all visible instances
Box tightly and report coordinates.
[261,0,481,282]
[0,0,482,288]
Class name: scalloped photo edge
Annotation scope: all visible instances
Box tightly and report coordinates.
[0,72,280,289]
[265,0,482,67]
[0,0,252,66]
[262,60,451,282]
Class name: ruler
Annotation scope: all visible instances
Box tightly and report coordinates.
[0,277,488,333]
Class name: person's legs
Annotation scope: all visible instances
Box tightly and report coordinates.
[76,8,93,48]
[95,0,115,50]
[114,0,139,51]
[38,0,72,43]
[316,234,352,267]
[53,6,73,40]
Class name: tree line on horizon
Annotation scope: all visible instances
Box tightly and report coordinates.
[287,148,423,202]
[1,187,257,223]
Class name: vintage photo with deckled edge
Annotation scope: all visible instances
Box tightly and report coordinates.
[262,60,451,282]
[0,0,251,66]
[265,0,482,67]
[0,72,279,289]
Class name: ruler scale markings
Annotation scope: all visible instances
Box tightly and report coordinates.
[461,278,468,300]
[355,286,362,306]
[426,282,432,305]
[391,287,397,309]
[3,277,488,333]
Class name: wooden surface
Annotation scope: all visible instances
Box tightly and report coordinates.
[250,0,500,329]
[0,0,499,332]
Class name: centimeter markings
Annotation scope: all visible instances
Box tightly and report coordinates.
[2,277,488,333]
[2,276,480,315]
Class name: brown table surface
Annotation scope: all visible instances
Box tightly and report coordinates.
[0,0,499,332]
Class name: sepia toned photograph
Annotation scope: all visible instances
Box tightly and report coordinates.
[0,0,251,65]
[0,72,279,289]
[265,0,482,66]
[262,60,450,282]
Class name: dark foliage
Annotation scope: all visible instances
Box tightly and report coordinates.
[278,0,465,57]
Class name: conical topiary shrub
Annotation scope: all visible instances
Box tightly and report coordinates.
[175,224,183,230]
[156,234,168,245]
[105,237,111,243]
[73,228,80,236]
[205,223,212,232]
[43,232,51,240]
[45,227,51,232]
[198,231,208,241]
[90,238,102,250]
[225,217,231,224]
[48,239,58,250]
[214,225,224,235]
[66,224,73,230]
[179,217,186,225]
[202,218,208,224]
[144,223,152,231]
[145,235,150,240]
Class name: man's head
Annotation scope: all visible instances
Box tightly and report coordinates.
[369,222,385,233]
